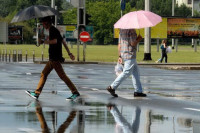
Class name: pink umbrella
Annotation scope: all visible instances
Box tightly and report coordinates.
[114,10,162,29]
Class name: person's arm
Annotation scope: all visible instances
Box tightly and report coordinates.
[118,40,123,64]
[43,39,57,45]
[62,40,75,60]
[130,35,142,46]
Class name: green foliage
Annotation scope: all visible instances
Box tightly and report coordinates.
[87,1,132,44]
[0,0,197,45]
[151,0,172,16]
[63,8,77,24]
[0,0,17,17]
[194,10,200,17]
[175,3,192,17]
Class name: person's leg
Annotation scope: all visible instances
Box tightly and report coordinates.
[57,111,77,133]
[111,59,133,90]
[35,101,50,133]
[165,54,168,63]
[160,52,164,63]
[52,61,78,94]
[131,60,143,93]
[35,61,53,94]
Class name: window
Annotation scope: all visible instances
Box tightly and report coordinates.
[188,0,192,4]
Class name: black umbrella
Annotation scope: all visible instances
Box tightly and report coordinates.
[11,5,58,23]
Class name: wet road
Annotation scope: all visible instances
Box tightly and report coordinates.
[0,62,200,133]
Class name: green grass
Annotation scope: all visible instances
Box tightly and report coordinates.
[0,44,200,63]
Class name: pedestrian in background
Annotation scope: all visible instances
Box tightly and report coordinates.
[160,39,168,63]
[106,29,146,97]
[26,16,80,100]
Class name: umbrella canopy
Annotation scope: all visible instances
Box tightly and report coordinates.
[114,10,162,29]
[11,5,58,23]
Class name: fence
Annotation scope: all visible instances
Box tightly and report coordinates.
[0,49,45,62]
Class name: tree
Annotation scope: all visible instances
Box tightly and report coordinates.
[0,0,17,17]
[175,3,192,17]
[87,1,131,44]
[62,8,77,24]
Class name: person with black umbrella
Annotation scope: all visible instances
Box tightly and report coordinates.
[26,16,80,100]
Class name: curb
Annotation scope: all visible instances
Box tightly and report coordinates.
[33,61,200,70]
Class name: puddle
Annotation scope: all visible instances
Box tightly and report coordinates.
[0,100,199,133]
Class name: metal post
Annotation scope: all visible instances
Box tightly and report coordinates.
[143,0,152,60]
[9,50,10,62]
[192,0,195,49]
[18,49,22,62]
[36,23,40,47]
[157,39,159,52]
[194,39,197,52]
[2,49,4,61]
[175,39,178,52]
[42,51,44,61]
[77,0,85,62]
[0,49,1,61]
[51,0,55,8]
[5,49,7,62]
[13,50,17,62]
[33,50,35,62]
[55,6,57,27]
[26,50,28,62]
[83,43,86,61]
[172,0,175,49]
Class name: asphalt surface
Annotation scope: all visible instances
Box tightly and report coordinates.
[1,62,200,133]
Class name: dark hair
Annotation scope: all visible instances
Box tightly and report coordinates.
[40,16,52,23]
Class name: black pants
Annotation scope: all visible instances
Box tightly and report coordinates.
[160,52,167,63]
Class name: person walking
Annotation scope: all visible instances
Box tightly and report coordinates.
[160,39,168,63]
[106,29,146,97]
[26,16,80,100]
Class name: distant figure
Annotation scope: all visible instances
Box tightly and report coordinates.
[106,29,146,97]
[25,16,80,100]
[156,39,168,63]
[160,39,168,63]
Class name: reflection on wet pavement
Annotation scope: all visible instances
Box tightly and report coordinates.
[1,97,199,133]
[1,63,200,133]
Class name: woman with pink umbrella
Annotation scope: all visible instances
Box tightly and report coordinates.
[107,28,146,97]
[106,10,162,97]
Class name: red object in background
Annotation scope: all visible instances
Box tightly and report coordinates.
[79,31,90,42]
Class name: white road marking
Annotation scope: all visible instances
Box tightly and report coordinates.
[184,108,200,112]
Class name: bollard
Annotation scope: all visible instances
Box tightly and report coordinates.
[33,50,35,62]
[5,49,7,62]
[9,50,11,62]
[18,49,22,62]
[25,50,28,62]
[13,50,17,62]
[0,49,1,61]
[42,51,44,61]
[2,49,4,62]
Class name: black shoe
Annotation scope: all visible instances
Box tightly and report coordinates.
[106,86,118,97]
[134,92,147,97]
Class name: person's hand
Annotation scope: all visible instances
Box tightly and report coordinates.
[118,57,123,64]
[38,38,44,44]
[136,35,142,42]
[69,53,75,60]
